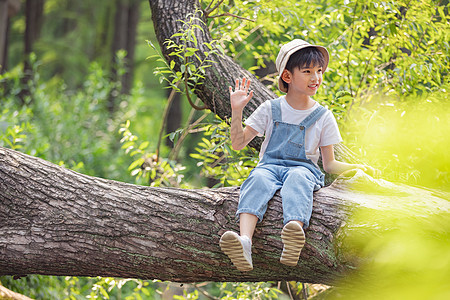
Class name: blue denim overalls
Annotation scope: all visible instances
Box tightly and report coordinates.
[237,97,326,228]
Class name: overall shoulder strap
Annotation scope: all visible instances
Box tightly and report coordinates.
[270,97,283,122]
[300,105,327,129]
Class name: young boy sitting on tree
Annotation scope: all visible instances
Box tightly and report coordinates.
[219,39,377,272]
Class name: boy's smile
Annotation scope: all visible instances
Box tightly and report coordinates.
[308,82,320,92]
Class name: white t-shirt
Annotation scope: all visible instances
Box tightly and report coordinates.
[245,96,342,165]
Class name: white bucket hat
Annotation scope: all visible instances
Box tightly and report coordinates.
[275,39,329,93]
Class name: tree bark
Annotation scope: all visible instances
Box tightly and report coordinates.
[1,147,448,284]
[0,147,345,284]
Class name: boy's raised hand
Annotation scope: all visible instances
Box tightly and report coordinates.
[229,78,254,111]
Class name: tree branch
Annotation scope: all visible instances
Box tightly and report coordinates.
[1,147,448,283]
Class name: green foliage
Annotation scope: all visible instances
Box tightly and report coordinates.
[329,200,450,299]
[119,120,188,188]
[206,0,449,101]
[0,276,157,300]
[19,0,117,88]
[173,289,200,300]
[326,90,355,123]
[148,9,224,110]
[0,110,33,151]
[200,0,450,190]
[168,282,283,300]
[343,85,450,190]
[0,275,66,299]
[0,60,137,180]
[190,115,258,187]
[217,282,282,299]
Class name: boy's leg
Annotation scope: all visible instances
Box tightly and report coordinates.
[279,166,321,266]
[237,166,282,225]
[280,166,320,227]
[240,213,258,240]
[219,212,256,272]
[221,165,281,271]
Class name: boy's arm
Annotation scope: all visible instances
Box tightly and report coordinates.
[229,78,258,150]
[320,144,379,177]
[231,110,258,150]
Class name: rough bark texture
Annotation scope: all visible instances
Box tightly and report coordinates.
[1,147,448,283]
[0,147,350,284]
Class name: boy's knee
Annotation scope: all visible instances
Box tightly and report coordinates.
[250,167,272,178]
[287,167,313,181]
[245,168,276,185]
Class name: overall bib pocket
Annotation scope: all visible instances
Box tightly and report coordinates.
[285,140,303,158]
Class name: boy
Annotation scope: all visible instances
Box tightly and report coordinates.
[219,39,376,272]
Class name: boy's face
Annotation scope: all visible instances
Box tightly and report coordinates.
[282,64,323,96]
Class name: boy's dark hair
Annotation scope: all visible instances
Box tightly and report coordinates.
[281,47,326,91]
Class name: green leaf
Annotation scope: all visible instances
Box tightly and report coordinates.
[121,141,134,150]
[129,157,145,171]
[99,287,110,299]
[139,141,149,150]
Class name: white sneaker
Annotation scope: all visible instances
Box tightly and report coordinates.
[219,231,253,271]
[280,221,306,266]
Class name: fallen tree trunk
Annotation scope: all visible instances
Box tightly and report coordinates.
[1,147,448,284]
[0,147,348,284]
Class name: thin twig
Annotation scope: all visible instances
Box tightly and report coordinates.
[169,105,209,161]
[346,0,360,97]
[302,283,308,300]
[205,0,226,17]
[156,84,180,163]
[205,0,216,13]
[185,84,207,110]
[258,72,279,83]
[286,281,294,300]
[193,283,219,300]
[183,55,207,111]
[235,32,263,59]
[209,153,227,168]
[207,12,255,22]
